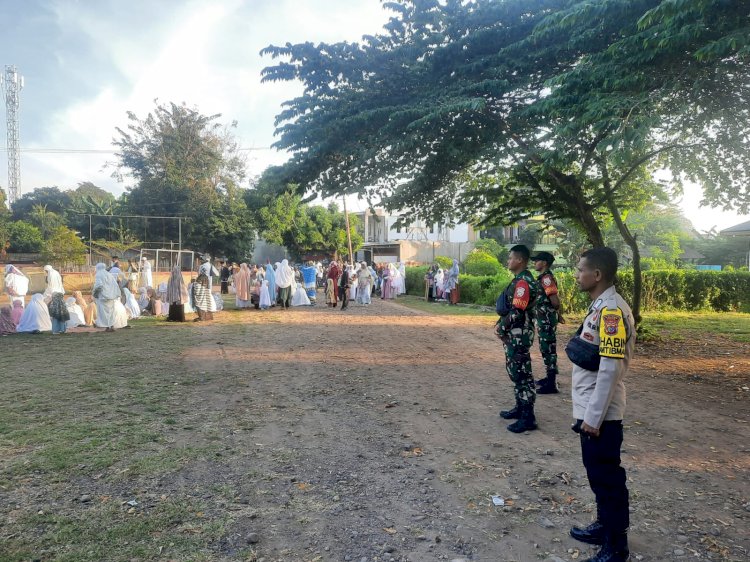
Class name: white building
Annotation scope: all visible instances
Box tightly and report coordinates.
[354,208,478,264]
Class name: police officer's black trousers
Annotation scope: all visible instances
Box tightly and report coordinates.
[579,420,629,535]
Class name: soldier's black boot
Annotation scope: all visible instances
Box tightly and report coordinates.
[570,520,606,545]
[537,374,559,394]
[499,400,521,419]
[582,532,630,562]
[507,404,538,433]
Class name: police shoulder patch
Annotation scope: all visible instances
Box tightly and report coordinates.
[512,279,530,310]
[599,307,626,359]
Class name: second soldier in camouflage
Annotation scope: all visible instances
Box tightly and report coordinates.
[495,244,539,433]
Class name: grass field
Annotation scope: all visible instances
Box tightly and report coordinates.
[0,317,236,562]
[397,295,750,341]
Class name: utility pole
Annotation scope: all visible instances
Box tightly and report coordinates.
[1,65,24,206]
[342,196,354,265]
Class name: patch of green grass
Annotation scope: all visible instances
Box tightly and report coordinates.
[541,311,750,342]
[397,295,495,316]
[642,311,750,342]
[3,497,224,562]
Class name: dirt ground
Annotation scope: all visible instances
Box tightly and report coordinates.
[3,296,749,562]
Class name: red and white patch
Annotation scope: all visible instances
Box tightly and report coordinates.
[512,280,530,310]
[541,274,558,296]
[582,331,594,342]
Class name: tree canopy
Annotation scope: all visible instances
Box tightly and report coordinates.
[261,0,750,322]
[261,0,748,239]
[112,101,254,260]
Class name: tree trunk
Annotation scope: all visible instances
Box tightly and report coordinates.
[578,207,605,247]
[600,171,643,329]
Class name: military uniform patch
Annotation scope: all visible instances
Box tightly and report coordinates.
[540,274,558,296]
[599,307,626,358]
[512,280,530,310]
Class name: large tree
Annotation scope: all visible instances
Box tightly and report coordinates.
[261,0,749,324]
[112,101,254,259]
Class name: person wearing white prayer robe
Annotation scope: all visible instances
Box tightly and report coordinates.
[398,262,407,294]
[291,282,311,306]
[43,264,65,301]
[357,262,374,305]
[65,296,85,329]
[122,287,141,319]
[16,293,52,333]
[139,257,153,289]
[93,263,122,332]
[349,263,360,302]
[259,280,272,310]
[158,281,169,316]
[137,287,149,311]
[275,259,294,309]
[4,264,29,307]
[113,299,129,329]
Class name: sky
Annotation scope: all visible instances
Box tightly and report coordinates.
[0,0,747,233]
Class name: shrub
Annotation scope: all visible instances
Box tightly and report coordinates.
[405,266,430,295]
[459,271,513,306]
[463,249,503,276]
[556,269,750,313]
[41,226,87,269]
[8,220,43,253]
[409,266,750,313]
[434,256,454,270]
[474,238,509,263]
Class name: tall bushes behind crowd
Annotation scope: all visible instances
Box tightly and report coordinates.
[406,267,750,313]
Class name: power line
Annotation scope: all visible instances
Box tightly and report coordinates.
[0,146,273,154]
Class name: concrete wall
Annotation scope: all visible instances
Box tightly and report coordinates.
[397,240,476,265]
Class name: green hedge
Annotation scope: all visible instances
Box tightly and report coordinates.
[463,250,504,276]
[407,267,750,313]
[405,266,513,307]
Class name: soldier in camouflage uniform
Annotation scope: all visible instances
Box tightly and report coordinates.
[532,251,561,394]
[495,245,539,433]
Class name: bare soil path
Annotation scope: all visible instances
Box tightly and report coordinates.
[171,298,750,561]
[1,297,748,562]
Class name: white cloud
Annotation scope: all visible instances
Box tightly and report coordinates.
[7,0,389,195]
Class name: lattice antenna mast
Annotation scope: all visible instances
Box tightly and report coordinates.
[1,65,24,206]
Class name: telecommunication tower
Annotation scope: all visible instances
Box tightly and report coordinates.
[1,65,24,205]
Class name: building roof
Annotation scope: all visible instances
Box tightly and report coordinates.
[721,220,750,236]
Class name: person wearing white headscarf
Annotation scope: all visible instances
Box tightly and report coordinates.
[259,279,271,310]
[158,281,169,316]
[274,259,294,309]
[43,264,65,301]
[357,262,373,305]
[434,267,445,299]
[349,263,360,302]
[291,281,311,306]
[139,256,153,288]
[198,255,219,290]
[16,293,52,333]
[137,287,149,311]
[93,263,122,331]
[398,262,407,294]
[122,287,141,319]
[65,296,85,329]
[5,264,29,307]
